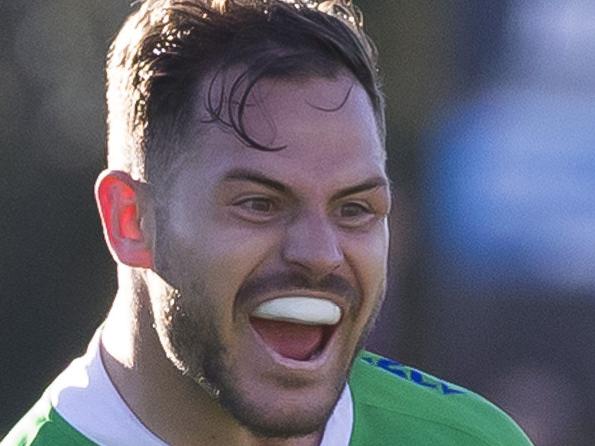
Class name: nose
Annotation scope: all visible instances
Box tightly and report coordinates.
[281,210,344,279]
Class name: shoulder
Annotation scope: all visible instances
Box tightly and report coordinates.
[347,351,534,446]
[1,393,96,446]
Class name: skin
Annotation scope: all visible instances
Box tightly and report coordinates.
[97,74,391,446]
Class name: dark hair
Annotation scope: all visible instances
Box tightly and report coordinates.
[106,0,384,182]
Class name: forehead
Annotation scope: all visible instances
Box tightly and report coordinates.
[172,75,386,194]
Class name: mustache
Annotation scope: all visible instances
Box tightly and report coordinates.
[235,271,360,310]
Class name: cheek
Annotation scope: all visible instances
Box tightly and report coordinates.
[164,217,281,300]
[343,225,389,309]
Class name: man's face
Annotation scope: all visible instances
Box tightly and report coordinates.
[151,74,390,438]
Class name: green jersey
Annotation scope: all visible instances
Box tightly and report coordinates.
[349,352,533,445]
[2,349,533,445]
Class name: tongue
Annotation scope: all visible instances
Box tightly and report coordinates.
[250,318,324,361]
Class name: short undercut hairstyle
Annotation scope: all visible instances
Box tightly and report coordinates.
[106,0,385,182]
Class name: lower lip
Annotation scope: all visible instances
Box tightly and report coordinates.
[249,320,339,371]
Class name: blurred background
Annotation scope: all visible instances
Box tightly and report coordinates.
[1,1,594,444]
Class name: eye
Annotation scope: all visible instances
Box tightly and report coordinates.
[231,197,278,223]
[339,202,371,218]
[237,197,275,213]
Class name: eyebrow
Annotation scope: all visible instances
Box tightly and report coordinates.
[222,168,389,199]
[330,177,389,201]
[222,169,287,193]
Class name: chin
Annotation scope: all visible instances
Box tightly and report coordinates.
[199,349,342,440]
[219,389,335,439]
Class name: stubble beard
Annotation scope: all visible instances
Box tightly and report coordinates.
[150,276,385,440]
[151,280,336,438]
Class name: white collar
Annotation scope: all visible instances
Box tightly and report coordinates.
[49,328,353,446]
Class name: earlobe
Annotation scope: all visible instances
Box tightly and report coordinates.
[95,170,154,269]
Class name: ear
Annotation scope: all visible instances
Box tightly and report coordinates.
[95,170,154,269]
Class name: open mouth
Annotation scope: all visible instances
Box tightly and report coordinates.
[249,297,341,362]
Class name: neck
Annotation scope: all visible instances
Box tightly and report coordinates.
[101,267,323,446]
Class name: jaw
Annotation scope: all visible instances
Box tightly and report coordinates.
[145,275,378,441]
[215,356,348,440]
[198,313,359,439]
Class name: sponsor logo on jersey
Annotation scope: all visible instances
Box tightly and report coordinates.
[361,355,465,395]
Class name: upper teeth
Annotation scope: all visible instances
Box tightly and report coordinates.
[252,297,341,325]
